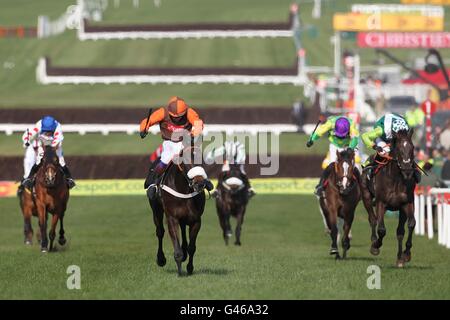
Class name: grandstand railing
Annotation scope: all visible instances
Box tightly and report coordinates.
[0,123,315,136]
[414,187,450,249]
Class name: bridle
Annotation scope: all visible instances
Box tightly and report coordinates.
[334,152,357,195]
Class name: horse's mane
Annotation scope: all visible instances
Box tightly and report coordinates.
[338,148,354,161]
[44,145,57,164]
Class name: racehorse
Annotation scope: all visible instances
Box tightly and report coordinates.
[148,144,207,276]
[361,129,416,267]
[31,144,70,252]
[318,148,360,259]
[215,164,249,246]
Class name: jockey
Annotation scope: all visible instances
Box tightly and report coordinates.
[205,140,256,198]
[21,116,76,190]
[361,112,420,182]
[139,96,214,199]
[306,115,360,196]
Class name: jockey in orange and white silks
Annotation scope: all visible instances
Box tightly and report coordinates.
[21,116,75,190]
[139,96,214,199]
[205,140,255,198]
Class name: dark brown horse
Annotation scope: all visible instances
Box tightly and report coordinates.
[148,145,207,276]
[215,164,249,246]
[361,129,416,267]
[31,145,70,252]
[318,148,361,259]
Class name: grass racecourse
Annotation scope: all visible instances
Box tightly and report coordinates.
[1,194,450,299]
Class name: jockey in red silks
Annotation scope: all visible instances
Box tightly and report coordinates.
[21,116,75,190]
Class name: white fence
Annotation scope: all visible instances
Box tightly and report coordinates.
[36,58,306,86]
[414,187,450,249]
[0,123,312,136]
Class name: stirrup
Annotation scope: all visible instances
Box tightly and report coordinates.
[23,178,34,191]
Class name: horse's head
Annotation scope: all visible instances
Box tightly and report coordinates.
[335,148,355,195]
[392,129,415,180]
[222,164,245,194]
[174,145,208,192]
[42,145,59,188]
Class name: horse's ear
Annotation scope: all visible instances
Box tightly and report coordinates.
[408,128,414,139]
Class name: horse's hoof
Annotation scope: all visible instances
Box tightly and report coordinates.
[370,246,380,256]
[234,241,241,246]
[402,252,411,263]
[41,248,48,253]
[396,259,405,268]
[187,264,194,275]
[156,255,166,267]
[24,240,32,246]
[330,248,339,255]
[58,238,66,246]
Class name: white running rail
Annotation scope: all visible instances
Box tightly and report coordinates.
[0,123,307,136]
[414,187,450,249]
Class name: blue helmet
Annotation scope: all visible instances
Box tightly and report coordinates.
[41,116,57,133]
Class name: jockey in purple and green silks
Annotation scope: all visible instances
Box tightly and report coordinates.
[307,116,360,196]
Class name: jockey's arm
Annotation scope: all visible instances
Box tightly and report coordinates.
[140,107,165,133]
[310,119,332,142]
[51,123,64,147]
[348,122,359,149]
[187,108,204,137]
[22,121,41,147]
[361,126,383,150]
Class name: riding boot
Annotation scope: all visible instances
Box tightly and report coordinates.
[241,173,255,198]
[61,166,76,189]
[146,162,166,200]
[204,179,214,192]
[414,169,422,184]
[22,164,40,190]
[314,164,332,197]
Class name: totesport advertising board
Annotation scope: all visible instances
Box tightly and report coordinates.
[357,32,450,48]
[0,178,319,198]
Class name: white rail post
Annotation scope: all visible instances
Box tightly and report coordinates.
[437,194,443,245]
[446,203,450,249]
[414,193,420,235]
[419,193,426,235]
[426,189,434,239]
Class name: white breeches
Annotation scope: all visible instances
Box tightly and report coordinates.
[23,144,65,178]
[329,144,346,164]
[160,140,184,165]
[222,163,246,174]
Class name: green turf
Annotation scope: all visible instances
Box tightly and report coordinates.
[1,0,449,109]
[0,132,329,156]
[1,194,450,299]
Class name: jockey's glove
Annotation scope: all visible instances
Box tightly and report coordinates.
[140,131,148,139]
[306,140,313,148]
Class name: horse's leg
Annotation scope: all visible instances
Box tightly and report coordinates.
[181,223,188,262]
[402,202,415,264]
[396,209,407,267]
[187,220,202,275]
[361,177,378,255]
[234,209,245,246]
[23,209,33,245]
[58,215,66,246]
[217,207,230,245]
[373,202,387,250]
[152,203,166,267]
[320,197,339,257]
[341,208,354,259]
[49,214,59,252]
[37,204,48,252]
[167,216,183,276]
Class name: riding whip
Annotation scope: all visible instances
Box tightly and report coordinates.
[25,128,30,147]
[140,108,153,139]
[307,119,322,145]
